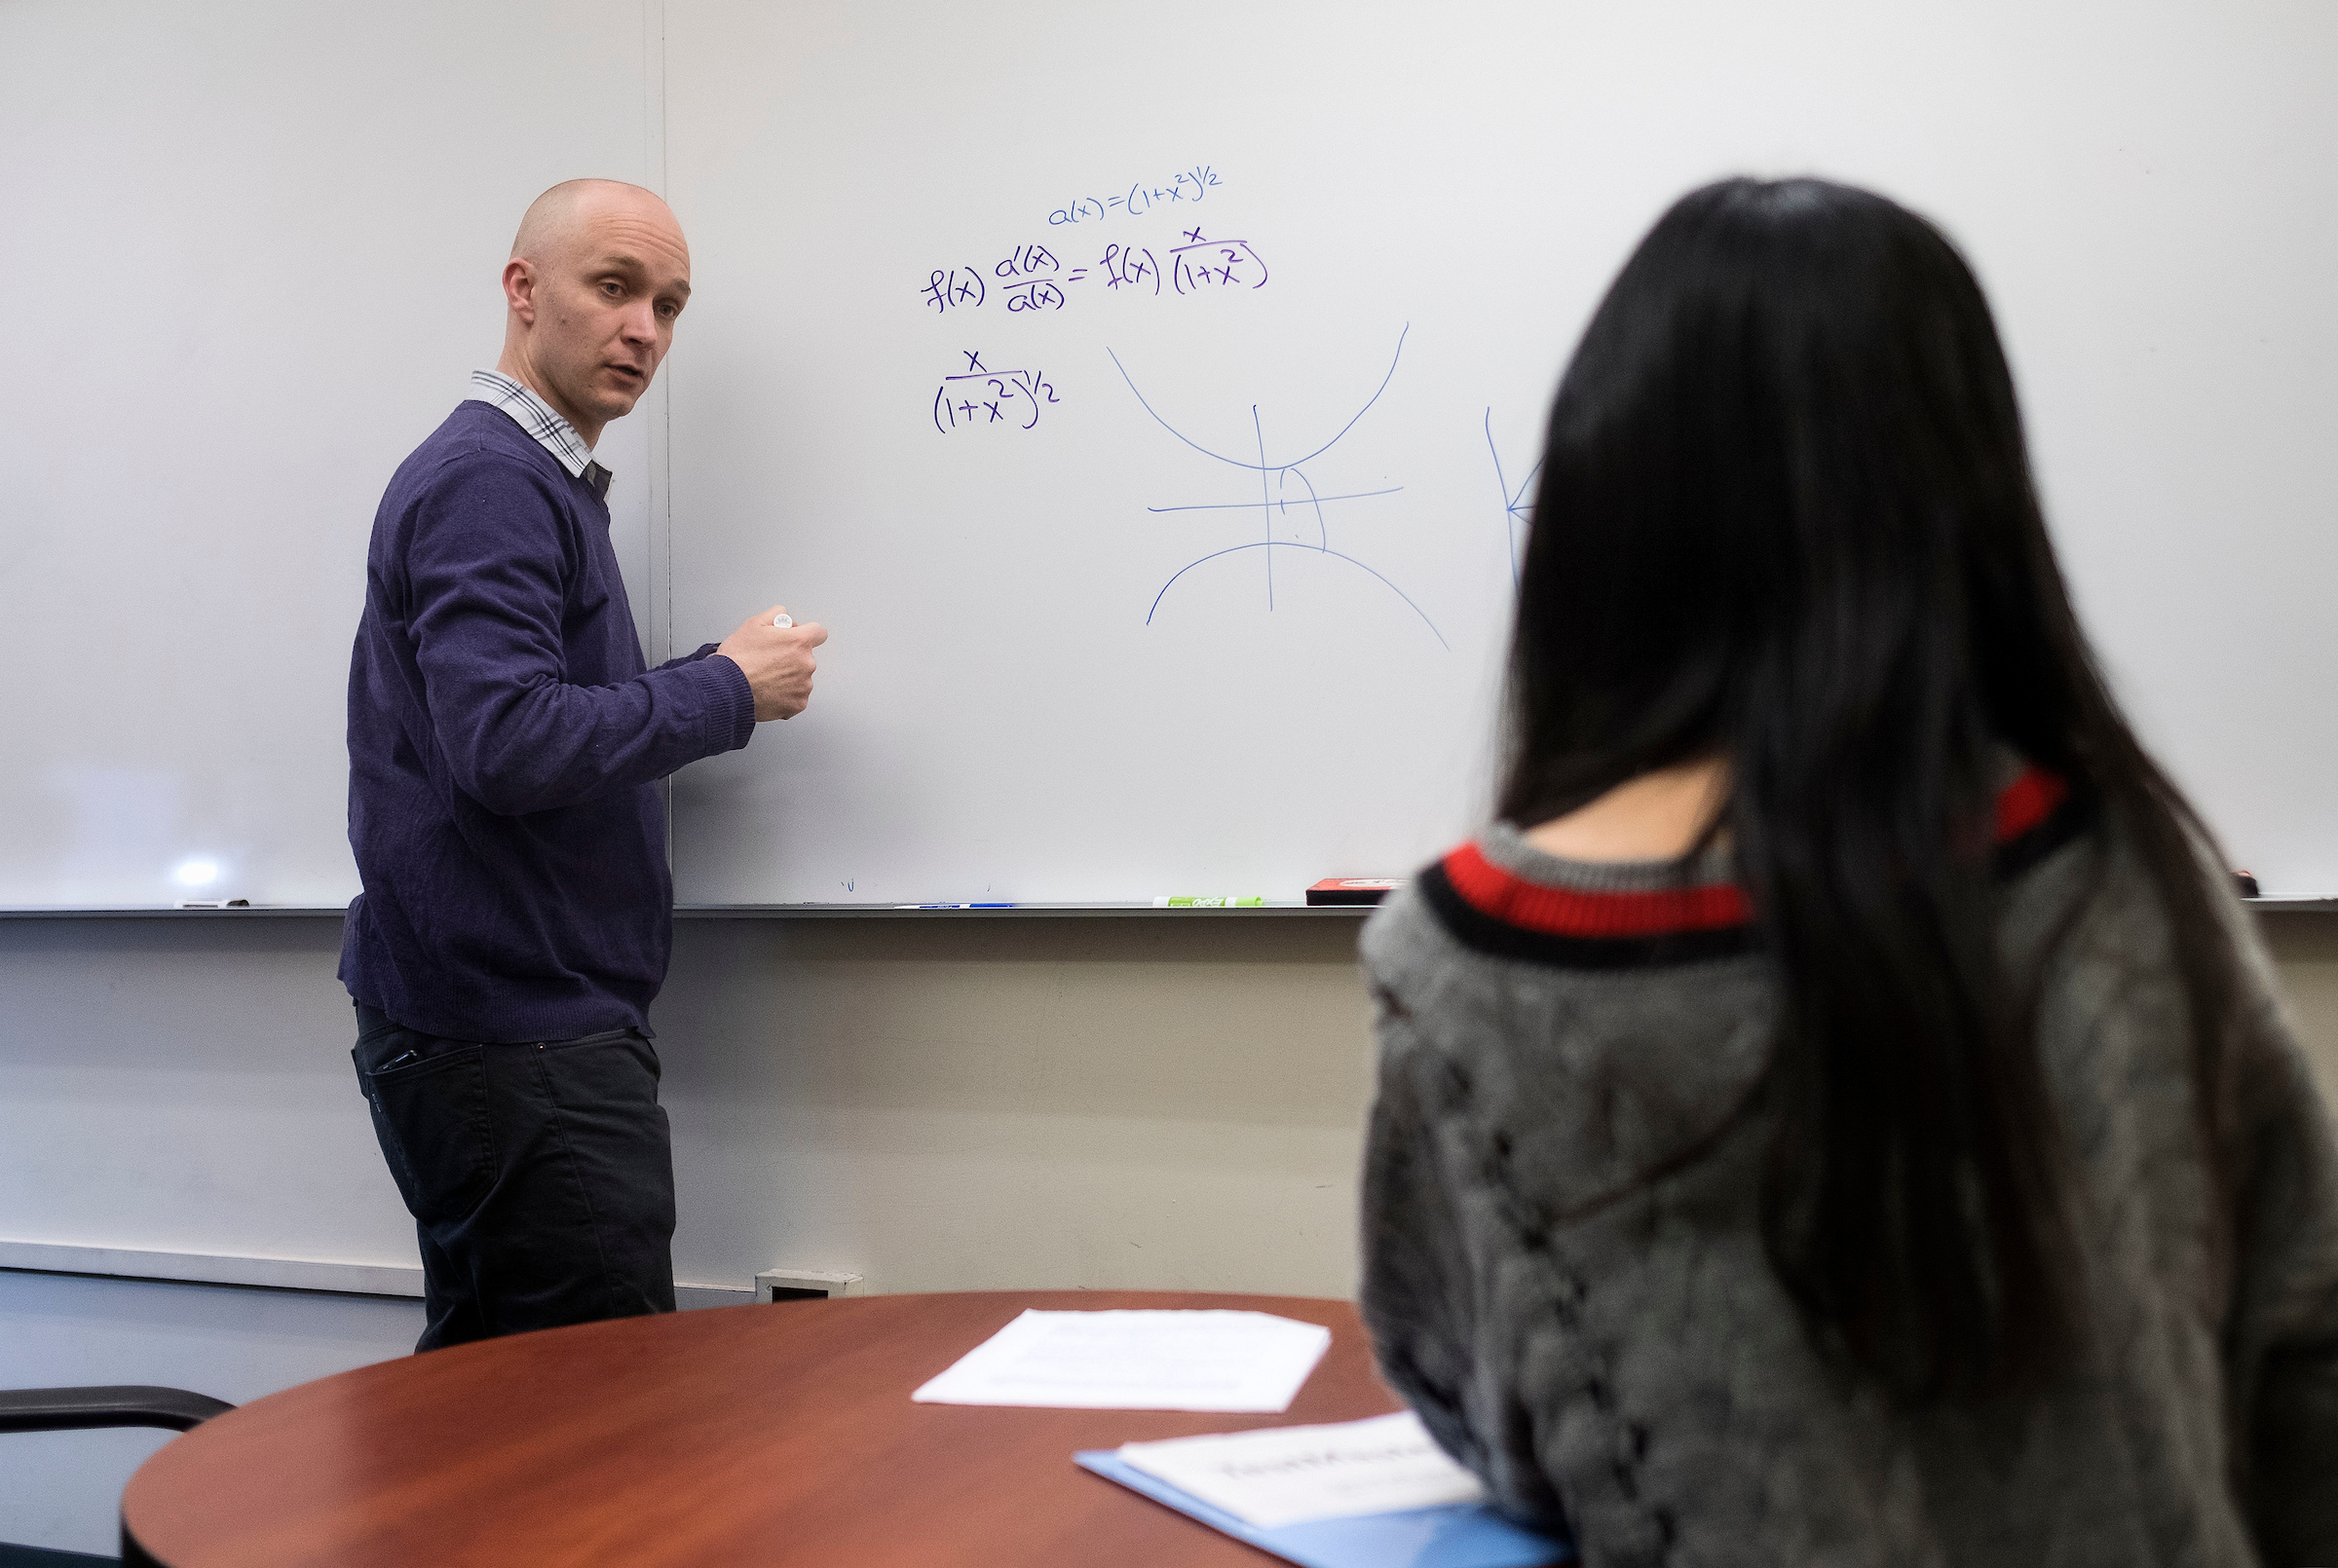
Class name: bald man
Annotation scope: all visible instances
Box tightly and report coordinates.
[342,180,824,1350]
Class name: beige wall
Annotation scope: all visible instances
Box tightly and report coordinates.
[2261,915,2338,1109]
[655,916,1378,1298]
[0,915,1384,1300]
[5,912,2335,1310]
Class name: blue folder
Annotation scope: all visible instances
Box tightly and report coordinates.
[1075,1448,1572,1568]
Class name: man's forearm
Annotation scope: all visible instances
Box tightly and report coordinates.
[434,654,753,815]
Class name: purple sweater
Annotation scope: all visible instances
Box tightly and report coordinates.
[341,400,754,1042]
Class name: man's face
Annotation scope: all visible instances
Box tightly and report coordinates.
[509,190,691,434]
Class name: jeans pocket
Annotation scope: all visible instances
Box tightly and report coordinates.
[362,1048,496,1224]
[542,1027,661,1086]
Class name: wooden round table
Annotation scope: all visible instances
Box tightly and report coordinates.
[121,1289,1403,1566]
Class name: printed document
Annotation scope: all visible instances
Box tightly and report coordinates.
[910,1308,1333,1411]
[1113,1411,1486,1529]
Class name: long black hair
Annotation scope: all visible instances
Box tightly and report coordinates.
[1500,177,2241,1400]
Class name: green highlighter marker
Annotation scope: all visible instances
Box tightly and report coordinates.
[1152,896,1266,908]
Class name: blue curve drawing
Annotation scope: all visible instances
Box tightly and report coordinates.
[1145,541,1452,650]
[1108,325,1446,647]
[1143,484,1403,518]
[1485,407,1540,590]
[1107,325,1410,473]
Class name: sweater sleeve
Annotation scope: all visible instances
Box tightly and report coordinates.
[1357,926,1572,1534]
[402,457,754,815]
[656,642,724,673]
[2222,931,2338,1565]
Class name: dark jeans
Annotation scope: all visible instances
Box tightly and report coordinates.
[352,1003,677,1352]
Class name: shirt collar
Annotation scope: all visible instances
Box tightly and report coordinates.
[468,368,612,498]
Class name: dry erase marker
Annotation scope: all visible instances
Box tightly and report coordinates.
[1152,896,1265,908]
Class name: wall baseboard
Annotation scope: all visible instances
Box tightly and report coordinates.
[0,1241,753,1310]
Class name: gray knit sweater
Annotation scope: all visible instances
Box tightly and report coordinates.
[1357,789,2338,1567]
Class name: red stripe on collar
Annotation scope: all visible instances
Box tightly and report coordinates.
[1442,766,2069,942]
[1440,843,1751,939]
[1994,766,2070,844]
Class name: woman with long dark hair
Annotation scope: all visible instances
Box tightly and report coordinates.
[1358,177,2338,1564]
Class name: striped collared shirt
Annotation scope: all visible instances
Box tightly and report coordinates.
[468,367,613,499]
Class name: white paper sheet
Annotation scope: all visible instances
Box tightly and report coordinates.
[1113,1411,1487,1529]
[909,1308,1334,1411]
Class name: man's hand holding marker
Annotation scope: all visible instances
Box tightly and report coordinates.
[716,604,827,721]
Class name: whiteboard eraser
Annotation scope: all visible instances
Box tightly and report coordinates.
[1305,878,1402,907]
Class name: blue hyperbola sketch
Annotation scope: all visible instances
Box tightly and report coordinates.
[1106,325,1448,649]
[1484,409,1541,588]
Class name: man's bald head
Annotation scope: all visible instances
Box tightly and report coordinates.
[510,178,684,264]
[495,179,693,447]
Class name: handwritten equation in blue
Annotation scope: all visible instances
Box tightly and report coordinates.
[932,350,1060,433]
[1047,165,1222,227]
[924,230,1268,317]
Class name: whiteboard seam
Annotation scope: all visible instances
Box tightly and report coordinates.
[645,0,678,863]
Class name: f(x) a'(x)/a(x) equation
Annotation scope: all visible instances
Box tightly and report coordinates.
[1105,325,1448,648]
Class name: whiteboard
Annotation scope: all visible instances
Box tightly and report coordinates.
[6,1,2337,907]
[660,0,2338,900]
[0,0,660,907]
